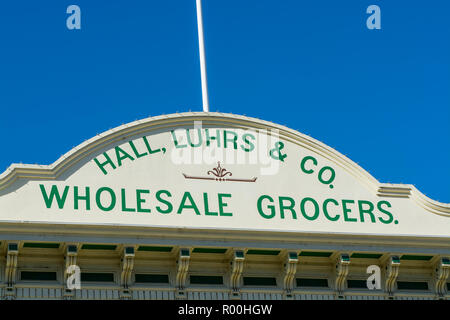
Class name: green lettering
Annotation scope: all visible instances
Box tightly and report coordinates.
[74,186,90,210]
[156,190,173,214]
[300,156,317,174]
[257,195,275,219]
[136,189,151,213]
[171,130,187,148]
[40,184,69,209]
[342,199,357,222]
[358,200,376,223]
[177,192,200,215]
[241,133,255,152]
[96,187,116,211]
[121,188,136,212]
[377,200,394,224]
[205,129,221,147]
[186,128,202,147]
[318,166,336,186]
[143,136,161,154]
[223,130,238,149]
[203,193,218,216]
[279,196,297,219]
[94,152,116,175]
[300,197,319,221]
[218,193,232,216]
[323,198,340,221]
[115,146,135,167]
[129,140,148,158]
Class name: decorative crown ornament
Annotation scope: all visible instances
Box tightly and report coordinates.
[183,162,257,182]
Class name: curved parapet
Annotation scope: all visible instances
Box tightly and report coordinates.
[0,112,448,237]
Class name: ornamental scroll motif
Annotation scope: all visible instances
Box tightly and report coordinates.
[183,162,257,182]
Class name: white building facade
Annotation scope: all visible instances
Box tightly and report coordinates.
[0,113,448,300]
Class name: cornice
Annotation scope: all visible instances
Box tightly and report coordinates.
[0,222,449,253]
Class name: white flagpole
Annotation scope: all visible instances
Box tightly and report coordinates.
[196,0,210,112]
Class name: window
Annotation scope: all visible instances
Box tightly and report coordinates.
[397,281,428,290]
[81,244,116,250]
[400,255,433,261]
[243,277,277,286]
[81,272,114,282]
[125,247,135,255]
[289,252,298,260]
[135,274,169,284]
[190,275,223,285]
[23,242,60,249]
[347,279,368,289]
[192,248,227,254]
[137,246,173,252]
[21,271,57,281]
[299,251,332,258]
[180,249,190,257]
[350,253,382,259]
[296,278,328,288]
[246,250,280,256]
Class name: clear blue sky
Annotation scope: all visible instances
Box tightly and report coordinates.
[0,1,449,202]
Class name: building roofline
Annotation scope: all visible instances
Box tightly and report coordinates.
[0,112,448,215]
